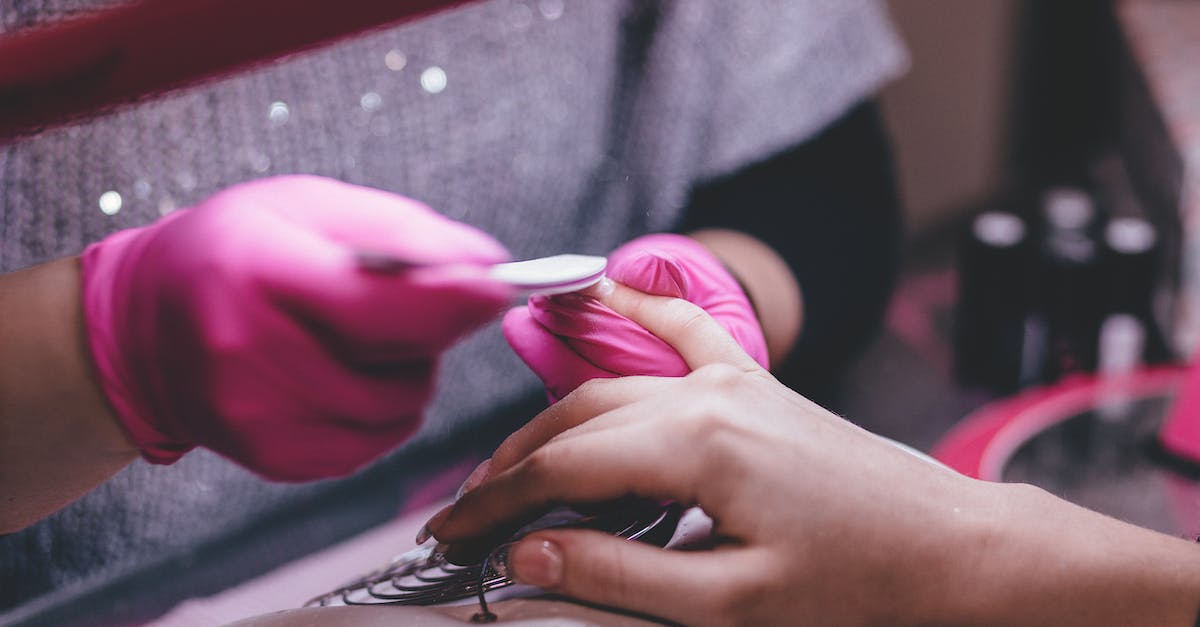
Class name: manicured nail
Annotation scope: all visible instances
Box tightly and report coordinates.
[433,542,450,558]
[588,277,615,298]
[510,539,563,588]
[488,543,512,578]
[455,459,492,501]
[415,504,454,545]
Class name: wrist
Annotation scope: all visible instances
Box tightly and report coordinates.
[80,231,194,464]
[0,258,137,531]
[1,258,133,450]
[933,481,1200,626]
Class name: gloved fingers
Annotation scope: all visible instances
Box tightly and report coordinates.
[217,408,422,481]
[275,314,441,417]
[607,233,747,307]
[527,293,689,377]
[606,249,691,298]
[184,321,437,480]
[607,233,715,278]
[247,219,512,358]
[334,269,511,357]
[221,175,510,266]
[502,306,617,401]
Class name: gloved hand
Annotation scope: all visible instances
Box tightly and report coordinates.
[502,233,768,401]
[81,175,512,481]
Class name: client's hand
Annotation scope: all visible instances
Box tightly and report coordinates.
[81,175,512,481]
[429,283,1200,626]
[502,233,767,401]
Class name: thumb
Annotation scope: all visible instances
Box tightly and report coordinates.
[608,250,691,298]
[501,306,616,401]
[505,529,750,625]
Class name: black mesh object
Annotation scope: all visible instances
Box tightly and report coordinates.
[305,503,682,609]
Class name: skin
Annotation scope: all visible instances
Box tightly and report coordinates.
[0,258,136,534]
[427,282,1200,626]
[0,230,800,533]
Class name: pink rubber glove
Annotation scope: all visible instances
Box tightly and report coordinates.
[502,233,768,401]
[81,175,512,481]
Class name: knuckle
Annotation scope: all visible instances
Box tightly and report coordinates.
[692,362,743,388]
[667,407,737,465]
[675,406,725,438]
[670,300,711,334]
[676,405,752,472]
[559,540,629,601]
[707,584,745,624]
[490,437,522,472]
[514,446,559,487]
[568,377,610,405]
[709,576,771,625]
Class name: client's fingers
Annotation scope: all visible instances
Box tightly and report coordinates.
[433,416,699,543]
[506,529,760,627]
[488,375,674,477]
[590,280,762,373]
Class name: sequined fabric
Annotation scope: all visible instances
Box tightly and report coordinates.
[0,0,907,615]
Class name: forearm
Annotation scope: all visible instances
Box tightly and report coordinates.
[943,482,1200,626]
[0,258,136,533]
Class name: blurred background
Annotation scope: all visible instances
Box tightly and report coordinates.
[845,0,1200,536]
[882,0,1127,235]
[883,0,1022,234]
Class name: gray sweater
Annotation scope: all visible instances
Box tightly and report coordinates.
[0,0,906,618]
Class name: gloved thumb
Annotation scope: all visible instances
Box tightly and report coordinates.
[607,250,691,298]
[504,529,743,626]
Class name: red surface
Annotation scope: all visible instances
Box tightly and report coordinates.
[1159,359,1200,463]
[932,367,1187,480]
[0,0,471,140]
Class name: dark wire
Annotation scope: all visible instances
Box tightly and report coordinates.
[471,557,497,623]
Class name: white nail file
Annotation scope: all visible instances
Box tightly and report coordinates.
[357,252,607,295]
[488,254,607,295]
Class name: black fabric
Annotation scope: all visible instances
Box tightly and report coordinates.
[679,101,901,400]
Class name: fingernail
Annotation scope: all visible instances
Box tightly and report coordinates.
[455,459,492,501]
[432,542,450,560]
[415,504,454,545]
[588,277,615,298]
[488,543,512,578]
[510,539,563,588]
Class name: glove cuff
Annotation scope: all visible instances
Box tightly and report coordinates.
[80,229,193,464]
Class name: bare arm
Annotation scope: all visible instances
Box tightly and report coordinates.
[951,483,1200,626]
[0,258,137,533]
